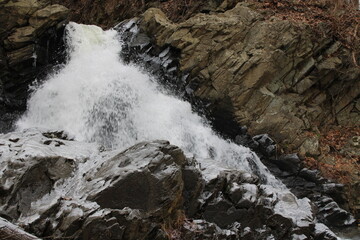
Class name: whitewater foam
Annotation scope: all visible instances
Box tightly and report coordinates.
[16,22,275,184]
[15,23,321,229]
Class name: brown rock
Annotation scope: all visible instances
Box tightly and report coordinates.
[29,4,69,34]
[6,44,34,66]
[139,3,360,152]
[4,26,36,49]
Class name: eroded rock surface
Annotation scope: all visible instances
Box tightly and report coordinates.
[137,3,360,220]
[0,129,348,239]
[138,3,360,153]
[0,0,69,132]
[115,18,357,229]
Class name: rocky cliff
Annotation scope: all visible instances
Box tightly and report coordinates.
[139,2,359,156]
[136,2,360,218]
[0,0,69,132]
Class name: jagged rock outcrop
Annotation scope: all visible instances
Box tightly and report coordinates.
[112,17,359,228]
[138,3,359,152]
[248,134,355,228]
[0,0,69,132]
[0,129,342,240]
[137,3,360,219]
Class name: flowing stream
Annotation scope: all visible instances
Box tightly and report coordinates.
[15,22,331,233]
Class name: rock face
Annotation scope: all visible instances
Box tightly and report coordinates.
[0,0,69,132]
[137,3,360,219]
[0,129,343,240]
[138,3,360,153]
[116,17,359,224]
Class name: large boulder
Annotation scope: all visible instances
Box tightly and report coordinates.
[0,129,191,238]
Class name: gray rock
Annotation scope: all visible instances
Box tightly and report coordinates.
[253,134,276,156]
[271,153,301,174]
[315,196,355,227]
[0,130,345,239]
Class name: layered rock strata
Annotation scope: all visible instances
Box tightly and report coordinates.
[139,3,359,151]
[137,3,360,218]
[0,0,69,132]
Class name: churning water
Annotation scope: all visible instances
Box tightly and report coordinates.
[16,22,324,229]
[16,22,278,184]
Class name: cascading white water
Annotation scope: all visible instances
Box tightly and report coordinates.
[13,22,355,238]
[16,22,276,184]
[15,21,321,231]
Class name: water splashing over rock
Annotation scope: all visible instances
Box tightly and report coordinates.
[4,22,350,239]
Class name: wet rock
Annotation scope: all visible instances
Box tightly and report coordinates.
[79,208,158,240]
[266,214,294,239]
[269,153,301,174]
[0,130,346,239]
[117,19,184,96]
[299,168,325,184]
[252,134,276,156]
[0,155,77,219]
[321,183,346,205]
[42,130,73,140]
[315,196,355,227]
[181,219,239,240]
[314,223,338,240]
[203,193,249,228]
[228,182,258,208]
[264,158,355,229]
[0,130,202,239]
[0,216,41,240]
[182,163,204,217]
[86,140,186,219]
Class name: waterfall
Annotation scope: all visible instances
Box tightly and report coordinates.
[16,22,317,228]
[16,22,274,182]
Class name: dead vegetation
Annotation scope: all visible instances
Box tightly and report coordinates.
[151,0,360,66]
[254,0,360,66]
[304,126,360,184]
